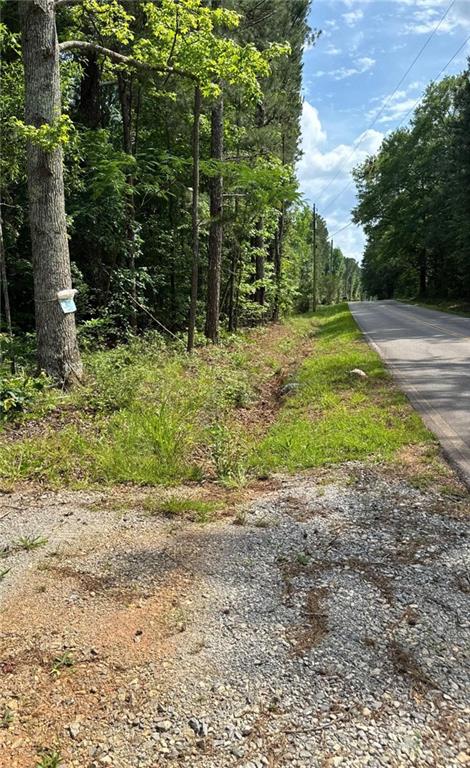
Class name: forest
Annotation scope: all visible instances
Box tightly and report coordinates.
[354,65,470,301]
[0,0,361,387]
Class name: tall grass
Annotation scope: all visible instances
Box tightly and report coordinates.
[0,307,432,487]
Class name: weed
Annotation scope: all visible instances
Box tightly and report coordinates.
[51,650,74,676]
[0,567,10,581]
[14,535,48,552]
[253,515,273,528]
[1,707,14,728]
[297,552,310,566]
[36,748,62,768]
[232,509,246,526]
[143,496,219,523]
[208,423,247,487]
[0,371,49,421]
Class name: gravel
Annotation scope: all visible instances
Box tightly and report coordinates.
[0,465,469,767]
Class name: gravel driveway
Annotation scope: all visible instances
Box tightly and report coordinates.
[0,465,469,768]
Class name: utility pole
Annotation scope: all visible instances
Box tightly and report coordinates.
[312,203,317,313]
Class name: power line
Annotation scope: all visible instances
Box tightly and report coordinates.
[321,31,470,217]
[316,0,456,205]
[329,221,354,238]
[395,32,470,130]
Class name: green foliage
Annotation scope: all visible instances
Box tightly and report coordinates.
[354,69,470,300]
[51,651,74,676]
[14,535,48,551]
[36,749,62,768]
[0,372,48,420]
[208,422,247,486]
[143,496,219,523]
[2,0,311,348]
[0,706,14,729]
[284,204,362,313]
[11,114,74,151]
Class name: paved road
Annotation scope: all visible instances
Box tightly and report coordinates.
[349,300,470,485]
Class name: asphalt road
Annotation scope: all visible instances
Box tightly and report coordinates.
[349,300,470,486]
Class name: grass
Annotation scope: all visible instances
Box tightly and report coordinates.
[14,535,48,552]
[143,496,220,523]
[0,306,433,488]
[400,298,470,317]
[0,331,274,486]
[36,749,62,768]
[251,305,432,474]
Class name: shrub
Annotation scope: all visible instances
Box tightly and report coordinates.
[0,372,48,420]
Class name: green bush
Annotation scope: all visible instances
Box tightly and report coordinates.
[0,372,48,420]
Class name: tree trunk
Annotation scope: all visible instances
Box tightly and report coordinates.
[187,86,202,352]
[19,0,82,384]
[227,215,239,333]
[253,218,265,307]
[0,206,15,371]
[205,0,224,343]
[272,206,284,322]
[117,72,138,329]
[76,52,102,128]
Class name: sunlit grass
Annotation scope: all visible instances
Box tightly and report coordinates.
[251,304,431,473]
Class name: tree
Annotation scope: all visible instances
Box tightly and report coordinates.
[354,68,470,301]
[19,0,82,384]
[2,0,312,369]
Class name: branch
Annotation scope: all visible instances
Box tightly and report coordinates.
[59,40,197,82]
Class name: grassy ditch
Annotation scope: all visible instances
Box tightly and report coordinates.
[251,305,432,474]
[0,305,434,488]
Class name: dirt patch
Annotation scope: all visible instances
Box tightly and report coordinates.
[1,403,95,445]
[280,556,395,605]
[288,586,329,654]
[388,640,436,692]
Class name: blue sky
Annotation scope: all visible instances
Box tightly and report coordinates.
[298,0,470,261]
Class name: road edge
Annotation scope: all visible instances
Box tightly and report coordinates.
[349,302,470,489]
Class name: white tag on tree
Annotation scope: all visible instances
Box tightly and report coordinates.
[57,288,77,314]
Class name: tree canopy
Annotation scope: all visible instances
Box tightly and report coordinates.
[353,64,470,300]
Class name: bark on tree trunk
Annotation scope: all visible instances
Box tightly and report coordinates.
[20,0,82,384]
[0,206,15,371]
[187,86,202,353]
[253,218,265,307]
[227,226,239,333]
[76,52,102,128]
[117,72,138,330]
[205,0,224,343]
[272,205,284,322]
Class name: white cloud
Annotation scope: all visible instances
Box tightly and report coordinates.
[402,0,470,34]
[314,56,375,81]
[366,81,423,124]
[325,44,341,56]
[297,101,384,260]
[343,8,364,26]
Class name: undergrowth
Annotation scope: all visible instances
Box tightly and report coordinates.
[0,324,301,486]
[0,306,432,487]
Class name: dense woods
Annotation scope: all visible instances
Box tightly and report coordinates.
[0,0,362,385]
[354,65,470,301]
